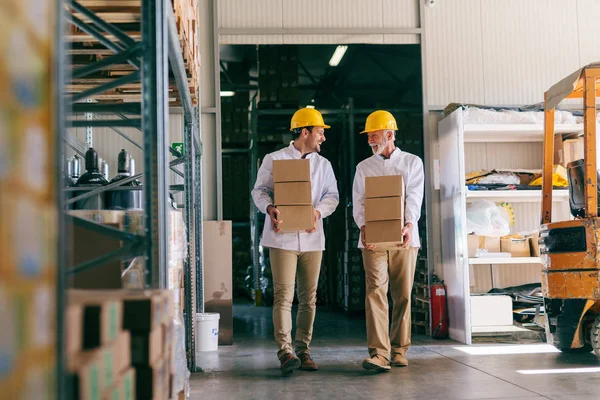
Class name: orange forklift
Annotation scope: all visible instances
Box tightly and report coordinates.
[541,64,600,355]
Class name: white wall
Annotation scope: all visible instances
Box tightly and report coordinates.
[425,0,600,108]
[217,0,420,44]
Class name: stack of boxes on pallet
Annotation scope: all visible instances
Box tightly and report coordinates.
[272,159,313,231]
[258,46,299,106]
[364,176,405,248]
[66,290,175,400]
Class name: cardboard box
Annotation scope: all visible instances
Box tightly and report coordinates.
[365,220,404,247]
[116,331,132,375]
[365,197,403,222]
[162,323,174,359]
[365,175,404,199]
[67,351,102,400]
[274,182,312,205]
[131,328,163,366]
[122,292,165,332]
[135,358,169,400]
[563,137,584,165]
[467,235,501,258]
[272,159,310,182]
[203,221,233,346]
[528,232,541,257]
[553,133,564,166]
[66,303,83,356]
[68,221,123,289]
[553,133,581,167]
[276,205,314,232]
[68,294,123,349]
[500,238,531,257]
[102,368,135,400]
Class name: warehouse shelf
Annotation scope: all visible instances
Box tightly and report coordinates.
[463,124,583,142]
[466,189,569,202]
[468,257,542,265]
[58,1,204,394]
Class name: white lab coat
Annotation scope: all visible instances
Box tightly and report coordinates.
[251,143,339,252]
[352,147,424,248]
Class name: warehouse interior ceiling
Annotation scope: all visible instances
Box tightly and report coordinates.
[219,44,423,111]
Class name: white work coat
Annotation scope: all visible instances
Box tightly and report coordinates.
[352,147,424,248]
[251,143,340,252]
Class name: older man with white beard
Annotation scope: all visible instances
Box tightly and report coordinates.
[352,110,424,372]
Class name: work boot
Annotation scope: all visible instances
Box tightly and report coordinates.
[391,353,408,367]
[279,352,301,376]
[298,352,319,371]
[362,355,391,372]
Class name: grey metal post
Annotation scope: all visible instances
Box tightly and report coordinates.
[183,120,197,370]
[85,99,94,148]
[142,0,169,289]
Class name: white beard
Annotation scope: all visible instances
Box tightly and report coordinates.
[370,135,388,156]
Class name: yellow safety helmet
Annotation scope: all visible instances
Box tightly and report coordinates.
[360,110,397,134]
[290,107,331,131]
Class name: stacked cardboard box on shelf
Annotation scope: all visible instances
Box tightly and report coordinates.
[221,91,249,146]
[0,3,57,398]
[364,175,405,248]
[66,293,134,400]
[272,159,314,231]
[67,290,176,400]
[258,46,299,106]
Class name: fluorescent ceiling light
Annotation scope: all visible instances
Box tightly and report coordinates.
[453,345,560,356]
[220,91,235,97]
[329,45,348,67]
[306,105,315,109]
[517,367,600,375]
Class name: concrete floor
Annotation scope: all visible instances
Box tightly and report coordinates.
[190,304,600,400]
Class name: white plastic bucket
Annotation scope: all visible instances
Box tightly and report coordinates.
[195,313,220,352]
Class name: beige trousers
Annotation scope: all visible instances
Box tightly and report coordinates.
[269,248,322,359]
[362,247,418,359]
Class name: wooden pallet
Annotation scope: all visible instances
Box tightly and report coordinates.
[67,0,199,105]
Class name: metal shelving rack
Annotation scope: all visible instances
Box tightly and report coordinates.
[56,1,204,396]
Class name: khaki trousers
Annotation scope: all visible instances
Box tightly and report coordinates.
[362,247,418,359]
[270,248,322,359]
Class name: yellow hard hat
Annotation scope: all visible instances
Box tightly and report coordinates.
[290,107,331,131]
[360,110,397,134]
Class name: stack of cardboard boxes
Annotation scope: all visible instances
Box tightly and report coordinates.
[221,91,249,146]
[258,45,299,106]
[272,159,314,231]
[67,290,176,400]
[0,3,57,398]
[364,176,405,248]
[467,233,541,258]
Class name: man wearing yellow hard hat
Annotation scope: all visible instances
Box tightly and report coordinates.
[251,107,339,375]
[352,110,424,372]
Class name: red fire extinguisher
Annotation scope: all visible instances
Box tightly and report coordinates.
[430,275,449,339]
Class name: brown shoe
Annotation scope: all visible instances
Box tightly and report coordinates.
[391,353,408,367]
[362,355,391,372]
[298,353,319,371]
[279,352,301,376]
